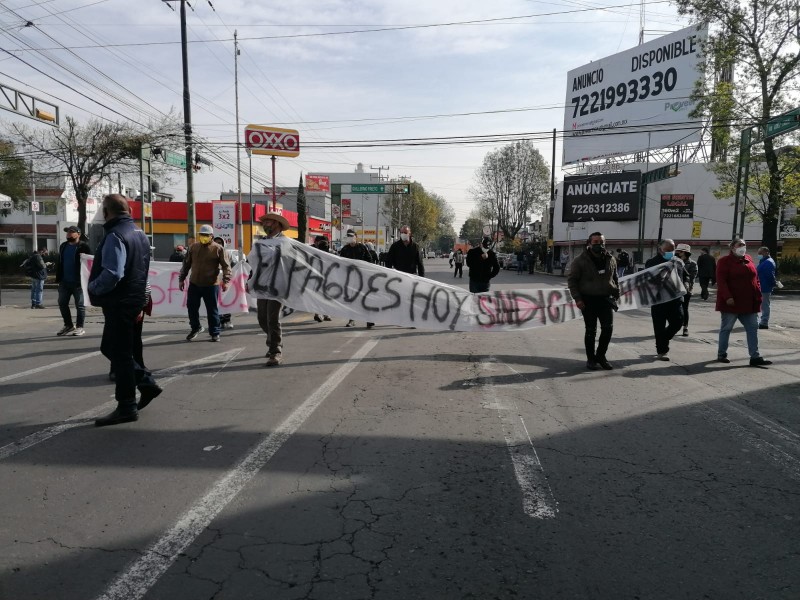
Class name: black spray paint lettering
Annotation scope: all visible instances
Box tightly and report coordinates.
[250,242,285,298]
[382,276,402,310]
[362,273,387,313]
[343,264,364,303]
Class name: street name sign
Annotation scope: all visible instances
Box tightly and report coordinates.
[764,108,800,140]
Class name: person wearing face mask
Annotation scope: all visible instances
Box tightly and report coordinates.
[567,232,619,370]
[311,236,334,323]
[715,237,771,366]
[674,243,697,337]
[755,246,777,330]
[386,225,425,277]
[339,230,376,329]
[466,236,501,293]
[179,224,231,343]
[55,226,92,336]
[644,239,685,361]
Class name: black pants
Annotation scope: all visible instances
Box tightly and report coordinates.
[698,276,713,300]
[454,263,463,277]
[651,300,684,355]
[580,296,614,361]
[101,306,140,408]
[682,293,691,328]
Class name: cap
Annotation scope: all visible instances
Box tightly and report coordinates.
[346,229,356,237]
[675,243,691,254]
[63,226,80,234]
[198,224,214,236]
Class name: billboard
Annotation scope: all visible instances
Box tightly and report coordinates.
[212,201,237,249]
[341,198,352,218]
[244,125,300,157]
[562,171,641,222]
[306,174,330,192]
[660,194,694,218]
[563,24,707,164]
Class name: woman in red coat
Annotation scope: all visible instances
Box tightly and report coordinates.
[715,237,771,366]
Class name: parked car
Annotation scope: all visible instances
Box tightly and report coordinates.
[426,251,436,259]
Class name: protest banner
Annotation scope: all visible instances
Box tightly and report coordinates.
[247,237,686,332]
[80,255,251,317]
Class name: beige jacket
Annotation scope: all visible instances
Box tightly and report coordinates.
[179,242,231,287]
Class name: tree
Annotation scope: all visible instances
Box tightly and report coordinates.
[9,115,180,234]
[472,140,550,241]
[459,211,485,243]
[296,173,307,243]
[677,0,800,252]
[382,180,446,243]
[0,140,28,205]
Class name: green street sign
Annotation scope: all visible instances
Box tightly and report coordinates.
[349,183,409,194]
[164,150,187,169]
[764,107,800,140]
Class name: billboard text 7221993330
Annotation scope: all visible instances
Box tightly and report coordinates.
[562,171,641,222]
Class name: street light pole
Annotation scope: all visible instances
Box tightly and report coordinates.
[234,30,244,256]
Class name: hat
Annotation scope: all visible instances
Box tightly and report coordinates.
[314,235,327,243]
[259,211,289,231]
[675,243,691,254]
[346,229,356,238]
[63,226,80,234]
[198,224,214,236]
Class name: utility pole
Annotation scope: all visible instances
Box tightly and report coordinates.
[370,165,389,249]
[30,161,37,251]
[164,0,196,239]
[234,30,244,255]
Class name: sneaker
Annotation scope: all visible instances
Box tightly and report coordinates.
[57,325,75,336]
[323,316,332,321]
[266,354,283,367]
[366,323,374,329]
[345,320,356,328]
[137,385,163,410]
[33,304,45,309]
[186,326,205,341]
[758,324,769,330]
[749,356,772,367]
[95,407,138,427]
[682,328,689,337]
[586,360,600,371]
[656,353,670,361]
[71,327,85,336]
[313,314,323,322]
[210,334,220,342]
[222,322,234,330]
[717,356,731,364]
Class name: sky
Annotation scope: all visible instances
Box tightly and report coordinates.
[0,0,693,230]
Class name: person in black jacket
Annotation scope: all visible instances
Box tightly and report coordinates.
[645,239,685,361]
[88,194,161,427]
[23,249,48,308]
[386,225,425,277]
[339,230,375,329]
[466,237,501,293]
[55,226,92,336]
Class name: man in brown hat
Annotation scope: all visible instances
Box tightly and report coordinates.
[256,212,289,366]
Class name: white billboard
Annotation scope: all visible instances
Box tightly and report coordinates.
[563,24,707,164]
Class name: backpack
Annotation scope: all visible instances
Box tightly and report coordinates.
[21,257,38,277]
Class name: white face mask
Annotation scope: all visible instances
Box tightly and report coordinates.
[347,238,356,246]
[734,246,746,257]
[400,233,409,242]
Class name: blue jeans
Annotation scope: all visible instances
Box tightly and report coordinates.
[30,278,44,306]
[759,292,771,326]
[718,312,761,359]
[58,281,85,327]
[187,283,221,335]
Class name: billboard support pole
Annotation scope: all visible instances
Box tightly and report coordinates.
[549,128,556,242]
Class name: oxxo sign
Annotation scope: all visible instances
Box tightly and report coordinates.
[244,125,300,157]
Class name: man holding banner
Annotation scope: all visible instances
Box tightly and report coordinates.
[252,212,290,366]
[567,232,619,371]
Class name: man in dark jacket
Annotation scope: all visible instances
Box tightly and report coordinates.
[386,225,424,277]
[55,225,92,336]
[88,194,161,426]
[567,232,619,370]
[23,249,48,308]
[696,247,716,300]
[645,239,685,361]
[339,230,375,329]
[466,236,501,293]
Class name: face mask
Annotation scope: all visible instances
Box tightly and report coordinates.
[400,233,409,242]
[198,235,213,245]
[663,251,674,260]
[758,255,765,262]
[734,246,746,257]
[348,238,356,246]
[590,244,604,254]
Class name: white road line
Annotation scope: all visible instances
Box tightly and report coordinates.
[0,347,245,462]
[0,334,167,384]
[95,337,380,600]
[480,359,557,520]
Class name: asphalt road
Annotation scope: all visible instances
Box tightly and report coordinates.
[1,260,799,600]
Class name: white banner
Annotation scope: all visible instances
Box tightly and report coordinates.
[247,237,686,332]
[80,255,250,316]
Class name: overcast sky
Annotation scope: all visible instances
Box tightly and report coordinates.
[0,0,692,229]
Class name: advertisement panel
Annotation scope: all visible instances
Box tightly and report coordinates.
[563,24,707,164]
[341,198,352,218]
[212,201,237,249]
[244,125,300,157]
[660,194,694,218]
[562,171,641,222]
[305,174,330,192]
